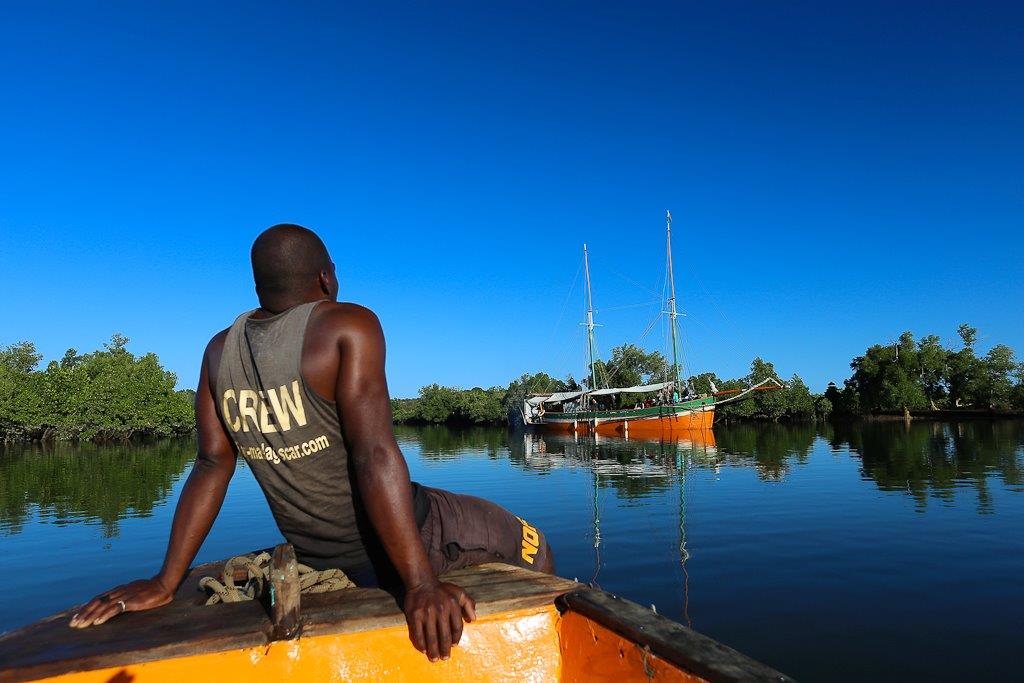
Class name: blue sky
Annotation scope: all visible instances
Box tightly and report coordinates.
[2,1,1021,396]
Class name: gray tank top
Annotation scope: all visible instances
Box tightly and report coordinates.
[214,301,425,577]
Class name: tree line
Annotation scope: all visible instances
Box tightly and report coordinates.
[395,324,1023,426]
[3,323,1020,440]
[0,335,194,441]
[393,346,832,425]
[825,324,1024,415]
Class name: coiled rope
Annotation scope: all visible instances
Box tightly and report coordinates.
[199,551,355,605]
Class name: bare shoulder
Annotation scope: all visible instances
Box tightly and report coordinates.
[310,302,384,341]
[203,328,232,378]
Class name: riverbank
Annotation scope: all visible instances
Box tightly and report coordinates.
[851,408,1024,421]
[1,423,195,444]
[6,411,1024,444]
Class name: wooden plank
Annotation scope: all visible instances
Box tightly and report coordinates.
[268,544,301,641]
[296,564,578,621]
[301,567,580,638]
[0,601,269,683]
[559,590,795,683]
[0,561,579,682]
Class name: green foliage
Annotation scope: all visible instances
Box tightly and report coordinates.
[0,341,48,428]
[0,341,43,374]
[0,336,194,441]
[836,324,1023,413]
[746,358,788,420]
[589,344,668,392]
[460,387,506,424]
[958,324,978,349]
[709,360,825,422]
[688,372,721,396]
[917,335,947,406]
[390,323,1023,427]
[390,397,420,423]
[846,333,925,413]
[814,394,833,419]
[415,384,463,423]
[393,370,583,426]
[786,375,817,419]
[503,372,567,418]
[393,383,510,426]
[978,345,1017,409]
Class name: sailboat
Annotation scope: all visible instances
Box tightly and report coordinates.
[523,211,780,438]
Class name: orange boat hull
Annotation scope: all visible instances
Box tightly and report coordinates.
[535,407,714,439]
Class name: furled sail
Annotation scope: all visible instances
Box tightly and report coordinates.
[587,381,674,397]
[526,391,586,406]
[528,381,674,406]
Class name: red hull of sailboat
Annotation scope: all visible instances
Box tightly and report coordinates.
[533,407,714,440]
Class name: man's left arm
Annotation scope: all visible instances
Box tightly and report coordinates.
[333,307,476,662]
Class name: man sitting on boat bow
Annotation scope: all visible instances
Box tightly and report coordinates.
[69,224,554,663]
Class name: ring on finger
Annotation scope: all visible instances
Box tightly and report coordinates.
[117,600,126,613]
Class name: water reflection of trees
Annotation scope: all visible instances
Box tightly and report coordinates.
[830,420,1024,513]
[713,423,817,481]
[394,424,506,461]
[504,421,1024,510]
[511,424,818,489]
[0,439,192,537]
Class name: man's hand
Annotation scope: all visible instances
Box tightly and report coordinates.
[403,580,477,662]
[69,578,174,628]
[66,336,237,631]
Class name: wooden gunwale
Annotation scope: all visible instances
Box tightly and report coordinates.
[0,559,792,683]
[0,561,581,682]
[558,590,794,683]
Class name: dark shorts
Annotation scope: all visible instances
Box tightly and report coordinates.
[418,486,553,575]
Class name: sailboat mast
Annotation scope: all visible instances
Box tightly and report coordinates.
[666,211,681,386]
[584,244,598,395]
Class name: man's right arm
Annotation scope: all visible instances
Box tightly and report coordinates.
[71,337,237,628]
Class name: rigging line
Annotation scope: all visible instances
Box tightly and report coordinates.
[539,257,585,392]
[662,312,671,383]
[596,273,666,388]
[594,300,660,313]
[684,313,752,367]
[588,242,669,389]
[679,323,696,382]
[638,309,663,342]
[660,232,671,379]
[520,266,583,399]
[678,314,692,383]
[546,326,583,393]
[660,250,673,382]
[597,307,664,387]
[691,272,756,358]
[549,257,584,347]
[602,262,663,297]
[551,323,586,390]
[711,377,786,405]
[584,256,667,390]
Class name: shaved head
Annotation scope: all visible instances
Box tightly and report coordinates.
[251,224,337,311]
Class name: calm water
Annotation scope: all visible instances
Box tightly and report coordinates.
[2,421,1023,681]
